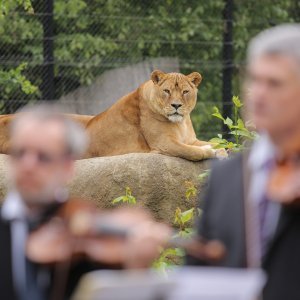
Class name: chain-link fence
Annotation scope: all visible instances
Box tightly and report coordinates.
[0,0,299,139]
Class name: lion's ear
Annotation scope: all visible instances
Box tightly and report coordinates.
[187,72,202,87]
[151,70,166,84]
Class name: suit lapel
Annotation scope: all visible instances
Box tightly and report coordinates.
[223,153,248,267]
[236,155,248,267]
[0,212,17,299]
[241,150,262,268]
[262,206,294,267]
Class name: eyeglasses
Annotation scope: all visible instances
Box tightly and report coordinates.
[10,148,69,165]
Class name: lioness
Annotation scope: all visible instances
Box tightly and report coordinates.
[85,70,225,161]
[0,70,225,161]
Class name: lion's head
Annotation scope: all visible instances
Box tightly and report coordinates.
[148,70,202,123]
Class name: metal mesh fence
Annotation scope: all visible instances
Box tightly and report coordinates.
[0,0,299,139]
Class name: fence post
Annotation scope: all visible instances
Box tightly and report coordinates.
[222,0,234,134]
[41,0,54,101]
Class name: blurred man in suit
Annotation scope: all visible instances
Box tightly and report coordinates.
[0,105,170,300]
[187,24,300,300]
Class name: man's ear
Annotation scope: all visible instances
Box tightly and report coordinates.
[151,70,166,84]
[187,72,202,87]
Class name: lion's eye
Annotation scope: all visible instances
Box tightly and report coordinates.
[163,89,171,95]
[183,90,189,95]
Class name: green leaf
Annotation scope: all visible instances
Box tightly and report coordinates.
[127,195,136,204]
[232,96,243,108]
[227,142,236,149]
[161,248,178,257]
[229,129,255,139]
[112,196,125,204]
[174,207,182,225]
[237,118,245,129]
[112,187,136,205]
[198,170,210,182]
[212,107,225,121]
[209,137,227,144]
[224,117,233,128]
[180,208,195,224]
[185,183,197,201]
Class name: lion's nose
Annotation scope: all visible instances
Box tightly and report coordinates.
[171,103,182,110]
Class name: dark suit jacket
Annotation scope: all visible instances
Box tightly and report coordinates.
[0,205,119,300]
[0,211,49,300]
[0,215,18,300]
[186,153,300,300]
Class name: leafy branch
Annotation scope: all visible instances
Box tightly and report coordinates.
[0,63,38,95]
[210,96,258,151]
[0,0,34,15]
[112,186,137,205]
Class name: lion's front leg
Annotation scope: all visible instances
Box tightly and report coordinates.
[191,139,213,147]
[152,141,216,161]
[191,139,228,159]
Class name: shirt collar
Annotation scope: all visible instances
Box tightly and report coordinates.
[1,191,27,221]
[248,133,276,171]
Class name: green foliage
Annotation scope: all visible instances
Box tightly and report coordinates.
[152,247,185,276]
[0,0,34,15]
[153,180,200,273]
[210,96,258,151]
[0,0,37,112]
[1,0,297,125]
[112,187,137,205]
[0,63,38,95]
[184,180,197,201]
[174,207,195,235]
[198,169,210,182]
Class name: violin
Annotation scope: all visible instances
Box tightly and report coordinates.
[26,199,225,267]
[267,138,300,204]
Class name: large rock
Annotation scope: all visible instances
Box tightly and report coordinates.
[0,153,210,223]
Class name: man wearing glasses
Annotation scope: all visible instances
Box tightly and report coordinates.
[0,105,171,300]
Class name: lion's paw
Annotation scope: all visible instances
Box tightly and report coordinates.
[215,148,228,160]
[200,145,215,159]
[200,145,228,160]
[201,145,213,151]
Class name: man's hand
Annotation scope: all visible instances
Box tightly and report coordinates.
[100,208,172,268]
[124,221,172,268]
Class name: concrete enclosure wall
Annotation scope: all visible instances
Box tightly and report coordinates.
[58,57,180,115]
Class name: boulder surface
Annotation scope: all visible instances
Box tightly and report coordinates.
[0,153,210,223]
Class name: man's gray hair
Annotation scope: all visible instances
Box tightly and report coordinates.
[10,104,89,159]
[248,24,300,65]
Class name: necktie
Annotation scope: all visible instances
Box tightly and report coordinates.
[258,158,275,258]
[11,219,28,300]
[12,218,48,300]
[245,155,276,267]
[258,194,269,257]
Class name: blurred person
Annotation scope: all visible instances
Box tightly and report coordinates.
[0,105,171,300]
[186,24,300,300]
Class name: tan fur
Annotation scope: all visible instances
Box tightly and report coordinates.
[85,70,215,161]
[0,71,218,161]
[0,115,12,154]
